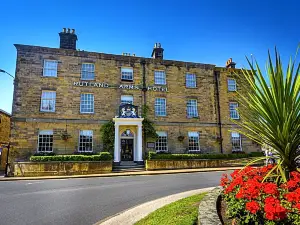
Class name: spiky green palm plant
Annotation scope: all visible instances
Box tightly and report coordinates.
[234,48,300,179]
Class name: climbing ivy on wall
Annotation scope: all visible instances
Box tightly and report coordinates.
[142,105,158,140]
[100,120,115,153]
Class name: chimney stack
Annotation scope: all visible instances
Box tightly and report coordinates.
[59,28,78,50]
[151,42,164,59]
[226,58,236,69]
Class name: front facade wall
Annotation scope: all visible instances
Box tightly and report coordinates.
[11,45,260,161]
[0,112,11,169]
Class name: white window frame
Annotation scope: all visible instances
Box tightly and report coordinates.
[154,70,166,85]
[187,99,198,118]
[229,102,239,119]
[121,95,133,105]
[155,131,168,152]
[37,130,54,152]
[188,132,200,152]
[228,79,237,91]
[155,98,166,116]
[121,67,133,81]
[186,73,197,88]
[80,93,94,114]
[231,132,242,152]
[78,130,93,152]
[81,63,95,80]
[43,60,58,77]
[40,91,56,112]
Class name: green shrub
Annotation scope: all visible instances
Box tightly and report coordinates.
[249,151,264,157]
[33,152,56,156]
[147,152,252,160]
[30,152,113,162]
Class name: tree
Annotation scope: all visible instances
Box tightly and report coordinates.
[234,47,300,175]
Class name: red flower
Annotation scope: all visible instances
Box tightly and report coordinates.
[294,203,300,211]
[220,174,229,187]
[263,182,278,195]
[246,201,260,214]
[264,196,287,220]
[287,180,298,190]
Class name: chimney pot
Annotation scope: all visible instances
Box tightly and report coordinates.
[59,28,78,50]
[151,42,164,59]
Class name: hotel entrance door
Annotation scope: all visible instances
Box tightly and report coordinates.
[121,139,134,161]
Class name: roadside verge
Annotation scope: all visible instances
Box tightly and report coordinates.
[95,187,215,225]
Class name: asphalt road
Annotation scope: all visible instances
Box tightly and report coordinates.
[0,171,228,225]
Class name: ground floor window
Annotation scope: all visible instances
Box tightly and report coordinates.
[155,131,168,152]
[231,132,242,152]
[188,132,200,152]
[79,130,93,152]
[38,130,53,152]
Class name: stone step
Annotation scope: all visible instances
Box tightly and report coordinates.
[112,168,145,173]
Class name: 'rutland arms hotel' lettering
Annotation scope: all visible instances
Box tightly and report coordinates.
[73,81,168,92]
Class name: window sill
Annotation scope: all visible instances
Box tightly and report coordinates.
[80,112,95,114]
[41,76,58,78]
[155,115,167,117]
[121,79,134,82]
[40,111,56,113]
[188,150,201,153]
[185,87,197,89]
[231,118,240,120]
[187,116,199,119]
[80,78,95,81]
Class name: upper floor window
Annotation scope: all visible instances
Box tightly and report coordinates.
[227,79,237,91]
[81,63,95,80]
[79,130,93,152]
[40,91,56,112]
[155,98,166,116]
[154,71,166,85]
[121,67,133,81]
[121,95,133,105]
[231,132,242,152]
[37,130,53,152]
[80,93,94,114]
[188,132,200,152]
[43,60,58,77]
[187,99,198,118]
[186,73,196,88]
[229,102,239,119]
[155,131,168,152]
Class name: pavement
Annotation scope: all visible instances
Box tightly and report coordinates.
[0,170,232,225]
[97,187,215,225]
[0,166,243,181]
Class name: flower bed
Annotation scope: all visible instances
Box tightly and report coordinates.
[220,166,300,224]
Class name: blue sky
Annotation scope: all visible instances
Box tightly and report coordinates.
[0,0,299,113]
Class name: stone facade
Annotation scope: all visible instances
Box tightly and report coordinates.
[0,109,11,169]
[11,30,260,162]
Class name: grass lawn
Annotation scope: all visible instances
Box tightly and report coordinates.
[135,192,207,225]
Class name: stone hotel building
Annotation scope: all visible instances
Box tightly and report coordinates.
[11,28,260,164]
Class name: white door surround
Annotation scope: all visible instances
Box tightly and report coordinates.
[113,117,144,165]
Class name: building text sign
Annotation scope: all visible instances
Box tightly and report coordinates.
[73,81,168,92]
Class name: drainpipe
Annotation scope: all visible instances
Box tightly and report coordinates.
[140,59,147,159]
[214,71,223,153]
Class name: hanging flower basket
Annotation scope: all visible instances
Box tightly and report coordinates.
[60,131,72,141]
[177,135,185,142]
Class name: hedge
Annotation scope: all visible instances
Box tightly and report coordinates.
[30,152,113,162]
[147,152,264,160]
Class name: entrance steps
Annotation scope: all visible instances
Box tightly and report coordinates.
[113,162,145,173]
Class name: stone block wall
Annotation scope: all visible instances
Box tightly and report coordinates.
[0,111,11,169]
[10,44,260,160]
